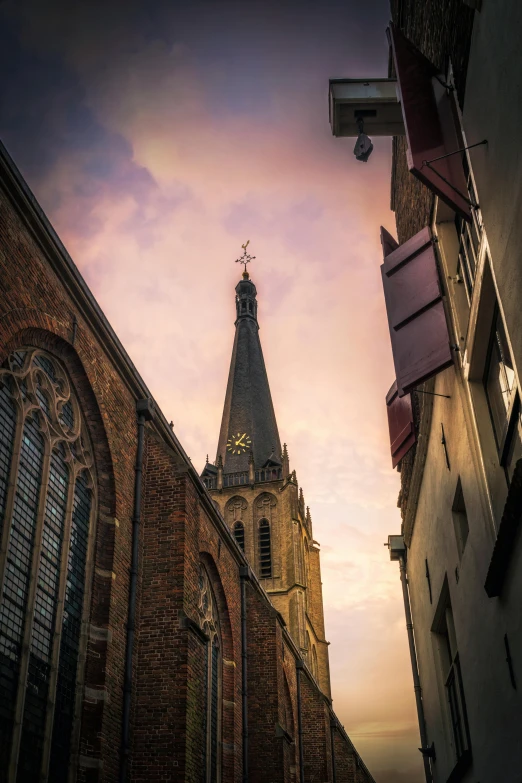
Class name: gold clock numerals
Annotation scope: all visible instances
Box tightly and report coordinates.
[226,431,252,454]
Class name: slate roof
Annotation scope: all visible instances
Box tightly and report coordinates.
[216,276,282,473]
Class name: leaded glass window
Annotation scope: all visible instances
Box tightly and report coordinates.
[197,565,221,783]
[0,348,96,782]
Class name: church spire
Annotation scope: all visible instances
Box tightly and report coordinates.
[216,245,282,474]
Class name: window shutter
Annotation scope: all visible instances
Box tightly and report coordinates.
[388,23,472,222]
[381,225,453,396]
[386,381,416,468]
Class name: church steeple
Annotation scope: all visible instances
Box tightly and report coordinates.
[203,246,330,698]
[216,260,281,474]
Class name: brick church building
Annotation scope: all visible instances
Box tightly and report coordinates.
[0,139,375,783]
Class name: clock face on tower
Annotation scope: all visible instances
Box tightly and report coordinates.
[227,432,252,455]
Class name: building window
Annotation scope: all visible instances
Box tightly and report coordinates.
[0,348,96,781]
[455,213,482,305]
[454,157,483,304]
[312,646,319,682]
[197,566,221,783]
[452,478,469,560]
[233,521,245,551]
[259,519,272,577]
[433,595,470,765]
[484,307,522,483]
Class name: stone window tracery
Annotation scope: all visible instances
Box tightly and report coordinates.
[197,565,222,783]
[226,495,247,524]
[0,348,96,782]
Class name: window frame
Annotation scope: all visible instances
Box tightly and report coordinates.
[431,583,472,773]
[0,347,97,783]
[258,518,272,578]
[434,167,521,531]
[451,478,469,561]
[483,306,522,483]
[197,565,222,783]
[233,521,245,551]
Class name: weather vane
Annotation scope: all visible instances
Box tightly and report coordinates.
[235,240,256,277]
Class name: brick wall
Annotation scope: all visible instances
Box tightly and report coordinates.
[0,180,137,782]
[300,674,330,782]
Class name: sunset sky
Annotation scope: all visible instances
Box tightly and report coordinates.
[0,2,423,780]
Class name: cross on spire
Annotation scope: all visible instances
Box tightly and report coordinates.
[235,240,256,278]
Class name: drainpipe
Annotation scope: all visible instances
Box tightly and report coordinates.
[329,719,337,783]
[388,536,433,783]
[119,398,153,783]
[296,659,305,783]
[240,565,249,783]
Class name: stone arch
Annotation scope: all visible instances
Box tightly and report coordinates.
[282,669,297,782]
[199,552,236,783]
[305,631,312,671]
[0,327,115,520]
[282,670,295,738]
[303,536,309,587]
[199,552,235,667]
[0,328,117,779]
[312,645,319,682]
[254,491,277,520]
[225,494,247,524]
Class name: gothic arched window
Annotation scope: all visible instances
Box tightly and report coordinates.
[312,646,319,682]
[0,348,96,782]
[197,565,221,783]
[233,521,245,551]
[259,519,272,578]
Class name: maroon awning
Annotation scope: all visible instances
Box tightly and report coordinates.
[381,225,453,396]
[388,23,472,222]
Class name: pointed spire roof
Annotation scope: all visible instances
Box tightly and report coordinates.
[216,272,282,473]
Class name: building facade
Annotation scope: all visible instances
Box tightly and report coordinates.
[0,138,375,783]
[332,1,522,782]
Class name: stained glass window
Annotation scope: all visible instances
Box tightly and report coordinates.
[0,348,96,782]
[197,566,221,783]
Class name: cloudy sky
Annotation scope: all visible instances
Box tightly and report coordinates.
[0,1,423,780]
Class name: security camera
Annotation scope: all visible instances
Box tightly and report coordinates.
[354,132,373,162]
[353,116,373,162]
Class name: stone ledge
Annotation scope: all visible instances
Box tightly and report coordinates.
[85,687,109,703]
[79,755,104,769]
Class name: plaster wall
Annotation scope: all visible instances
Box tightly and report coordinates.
[406,364,522,782]
[462,0,522,383]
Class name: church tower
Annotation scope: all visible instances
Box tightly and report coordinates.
[202,257,331,697]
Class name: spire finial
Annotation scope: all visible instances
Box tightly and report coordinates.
[236,240,256,279]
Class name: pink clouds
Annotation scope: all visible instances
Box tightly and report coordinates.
[1,1,423,779]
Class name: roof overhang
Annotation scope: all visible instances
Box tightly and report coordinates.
[328,78,405,137]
